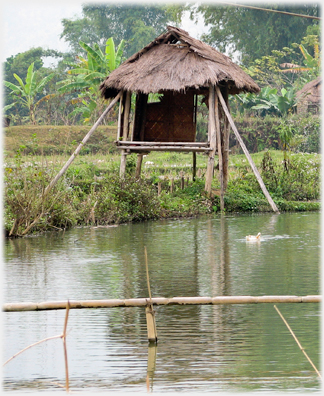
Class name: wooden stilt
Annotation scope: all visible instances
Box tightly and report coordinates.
[117,91,124,141]
[215,92,224,211]
[135,154,143,178]
[192,152,196,181]
[181,176,184,190]
[221,86,230,190]
[120,91,132,178]
[205,85,217,194]
[170,178,174,193]
[216,86,280,213]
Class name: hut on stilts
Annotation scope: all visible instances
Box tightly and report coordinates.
[100,26,279,212]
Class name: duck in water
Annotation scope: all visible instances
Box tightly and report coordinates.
[246,232,261,241]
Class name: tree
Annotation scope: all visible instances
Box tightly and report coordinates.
[57,38,125,123]
[4,62,55,124]
[196,3,320,66]
[60,4,185,58]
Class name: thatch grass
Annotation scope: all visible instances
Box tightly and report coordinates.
[100,25,260,98]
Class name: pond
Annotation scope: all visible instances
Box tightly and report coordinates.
[2,212,321,392]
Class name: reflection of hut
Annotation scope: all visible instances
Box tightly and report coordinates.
[100,26,260,196]
[296,76,321,115]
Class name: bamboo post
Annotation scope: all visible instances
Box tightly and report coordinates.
[62,301,70,392]
[274,305,321,378]
[192,152,196,181]
[215,92,224,211]
[215,86,279,213]
[135,154,143,178]
[144,247,157,343]
[120,91,132,178]
[170,178,174,193]
[117,90,124,141]
[221,86,230,190]
[205,85,217,194]
[181,176,184,190]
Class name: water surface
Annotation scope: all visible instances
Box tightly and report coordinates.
[2,212,321,392]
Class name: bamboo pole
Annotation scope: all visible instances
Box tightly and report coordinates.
[215,92,224,211]
[117,90,124,141]
[3,295,320,312]
[192,152,196,181]
[62,301,70,392]
[120,91,132,178]
[135,154,143,178]
[274,305,321,378]
[215,86,279,213]
[205,85,217,193]
[44,92,122,198]
[221,86,230,190]
[144,247,157,343]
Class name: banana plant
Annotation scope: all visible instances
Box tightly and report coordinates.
[250,87,296,116]
[4,63,55,124]
[280,42,320,79]
[57,37,125,123]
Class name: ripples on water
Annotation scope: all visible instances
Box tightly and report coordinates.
[2,212,321,392]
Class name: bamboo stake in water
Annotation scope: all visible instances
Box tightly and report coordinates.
[63,301,70,392]
[144,247,157,343]
[274,305,321,379]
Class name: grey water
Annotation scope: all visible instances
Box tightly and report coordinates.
[2,212,321,392]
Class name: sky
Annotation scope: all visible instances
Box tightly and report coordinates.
[1,0,209,66]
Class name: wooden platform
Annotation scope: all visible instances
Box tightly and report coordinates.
[116,141,213,153]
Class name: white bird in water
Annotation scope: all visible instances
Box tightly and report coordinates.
[246,232,261,241]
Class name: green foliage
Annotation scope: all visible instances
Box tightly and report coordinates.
[260,151,320,201]
[58,37,125,124]
[197,4,320,65]
[4,160,76,236]
[4,62,55,124]
[236,86,297,117]
[60,4,183,58]
[76,176,162,224]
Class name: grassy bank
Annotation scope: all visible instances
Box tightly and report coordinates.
[4,142,320,237]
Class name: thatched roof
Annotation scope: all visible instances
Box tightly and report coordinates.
[100,25,260,98]
[296,76,321,104]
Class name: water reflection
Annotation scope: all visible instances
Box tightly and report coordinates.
[3,212,320,392]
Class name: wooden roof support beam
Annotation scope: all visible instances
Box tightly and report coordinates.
[215,86,280,213]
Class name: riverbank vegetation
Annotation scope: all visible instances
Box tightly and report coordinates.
[4,131,320,237]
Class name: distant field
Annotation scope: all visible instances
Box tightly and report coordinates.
[4,125,118,156]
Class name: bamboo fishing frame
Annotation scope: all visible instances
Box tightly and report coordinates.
[3,295,320,312]
[3,300,71,392]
